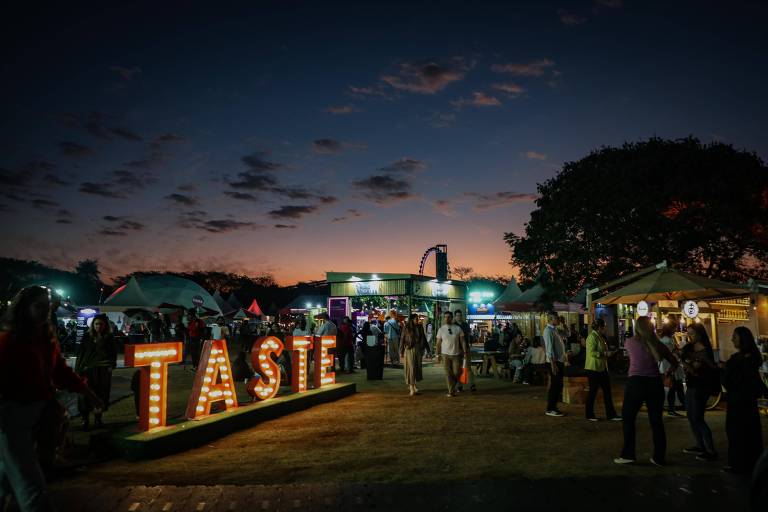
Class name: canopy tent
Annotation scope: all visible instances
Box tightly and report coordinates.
[595,267,747,305]
[495,283,584,313]
[227,293,243,311]
[246,299,264,317]
[232,308,249,320]
[492,279,523,307]
[101,275,222,315]
[213,290,236,316]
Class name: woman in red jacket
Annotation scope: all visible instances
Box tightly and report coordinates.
[0,286,103,511]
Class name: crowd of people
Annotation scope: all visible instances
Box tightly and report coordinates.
[1,283,767,511]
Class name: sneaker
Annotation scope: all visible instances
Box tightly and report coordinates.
[614,457,635,465]
[683,446,705,455]
[586,417,599,422]
[668,411,683,417]
[649,457,666,467]
[609,416,623,422]
[546,410,564,417]
[696,452,718,462]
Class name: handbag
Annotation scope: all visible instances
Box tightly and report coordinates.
[458,359,469,384]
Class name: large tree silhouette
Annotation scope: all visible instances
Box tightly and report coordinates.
[505,137,768,300]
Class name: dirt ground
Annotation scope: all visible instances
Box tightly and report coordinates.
[58,362,768,487]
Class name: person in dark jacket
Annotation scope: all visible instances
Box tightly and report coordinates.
[724,327,765,474]
[75,313,117,430]
[0,286,103,511]
[681,322,719,461]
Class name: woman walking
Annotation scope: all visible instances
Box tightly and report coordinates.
[615,316,677,466]
[723,327,765,474]
[75,313,117,430]
[681,322,719,461]
[400,314,425,396]
[584,318,620,421]
[0,286,103,511]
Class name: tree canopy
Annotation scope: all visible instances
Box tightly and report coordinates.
[505,137,768,301]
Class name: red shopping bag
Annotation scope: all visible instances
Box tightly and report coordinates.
[459,360,469,384]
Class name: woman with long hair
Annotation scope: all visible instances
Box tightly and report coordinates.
[75,313,117,430]
[681,322,718,461]
[615,316,677,466]
[584,318,620,421]
[723,327,765,474]
[399,314,425,396]
[0,286,103,510]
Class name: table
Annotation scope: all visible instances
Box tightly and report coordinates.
[472,350,505,378]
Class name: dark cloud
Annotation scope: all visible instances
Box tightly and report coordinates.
[274,224,297,229]
[55,218,73,224]
[318,196,337,204]
[42,174,69,186]
[22,161,56,173]
[31,198,60,210]
[59,141,92,157]
[268,205,318,220]
[224,191,258,201]
[78,182,126,199]
[198,219,257,233]
[0,167,31,187]
[112,169,155,189]
[229,171,278,190]
[99,215,145,236]
[332,209,363,222]
[465,191,538,209]
[154,133,185,144]
[165,193,199,206]
[352,175,414,203]
[241,151,282,172]
[378,158,428,174]
[124,133,185,169]
[347,85,390,99]
[312,138,344,154]
[85,121,113,139]
[111,127,143,141]
[381,58,469,94]
[177,184,197,192]
[557,9,587,26]
[110,65,141,80]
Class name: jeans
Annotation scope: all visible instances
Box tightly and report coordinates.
[337,346,354,372]
[387,338,400,365]
[510,359,523,382]
[188,336,202,368]
[442,355,463,395]
[0,400,52,512]
[686,386,716,455]
[621,376,666,462]
[547,362,564,411]
[666,377,685,411]
[585,369,617,419]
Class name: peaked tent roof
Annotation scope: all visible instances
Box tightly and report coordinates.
[213,290,235,316]
[227,293,243,310]
[103,275,222,315]
[247,299,264,317]
[103,276,153,309]
[232,308,249,320]
[493,279,522,306]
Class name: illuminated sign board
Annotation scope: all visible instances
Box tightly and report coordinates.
[125,335,338,432]
[682,300,699,319]
[354,281,381,295]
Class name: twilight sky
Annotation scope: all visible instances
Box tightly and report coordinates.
[2,0,767,284]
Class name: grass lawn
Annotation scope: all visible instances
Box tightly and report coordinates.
[59,361,768,487]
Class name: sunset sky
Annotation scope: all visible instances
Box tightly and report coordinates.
[2,1,766,284]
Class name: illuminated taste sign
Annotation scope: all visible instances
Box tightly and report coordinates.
[125,335,337,431]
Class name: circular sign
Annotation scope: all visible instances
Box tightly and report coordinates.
[191,295,205,307]
[682,300,699,319]
[637,300,649,317]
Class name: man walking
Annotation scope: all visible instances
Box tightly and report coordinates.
[384,311,401,365]
[435,311,467,397]
[544,311,566,417]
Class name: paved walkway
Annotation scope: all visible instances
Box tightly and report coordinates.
[51,475,754,512]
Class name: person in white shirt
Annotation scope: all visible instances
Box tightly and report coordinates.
[435,311,467,397]
[292,318,308,336]
[314,312,337,336]
[543,312,566,417]
[210,321,222,340]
